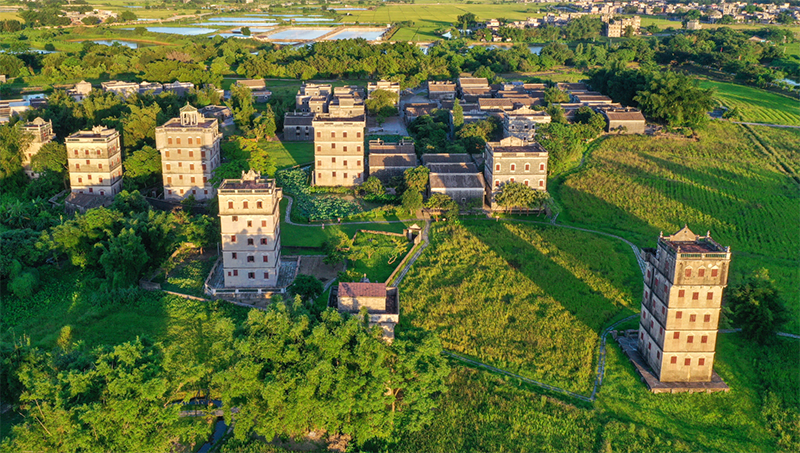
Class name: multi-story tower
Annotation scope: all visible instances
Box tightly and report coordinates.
[20,117,55,178]
[218,170,282,288]
[66,126,123,196]
[484,136,548,208]
[312,114,366,186]
[155,104,221,201]
[638,227,731,382]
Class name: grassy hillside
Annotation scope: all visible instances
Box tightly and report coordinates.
[699,80,800,126]
[400,220,642,394]
[553,122,800,331]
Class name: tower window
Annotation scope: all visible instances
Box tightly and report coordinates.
[687,336,694,343]
[701,335,708,344]
[678,289,685,298]
[232,253,237,259]
[698,358,705,366]
[263,256,269,263]
[690,314,696,322]
[707,292,714,300]
[685,269,691,277]
[263,272,269,279]
[257,201,263,209]
[671,356,677,364]
[692,292,699,300]
[247,256,255,263]
[261,238,267,245]
[232,216,238,222]
[711,269,719,277]
[684,358,691,366]
[231,235,236,243]
[704,314,711,323]
[698,268,705,277]
[247,220,252,227]
[676,311,682,319]
[228,201,234,209]
[673,332,680,339]
[233,270,238,276]
[248,272,255,279]
[247,238,254,246]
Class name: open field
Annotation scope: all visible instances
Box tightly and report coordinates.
[348,232,411,283]
[346,1,545,41]
[278,198,412,249]
[391,332,799,452]
[699,80,800,126]
[553,122,800,332]
[266,140,315,169]
[401,220,642,394]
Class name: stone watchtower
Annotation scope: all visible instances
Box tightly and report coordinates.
[155,104,222,201]
[218,170,282,288]
[638,226,731,382]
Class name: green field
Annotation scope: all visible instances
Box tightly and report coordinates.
[346,1,545,41]
[348,232,411,283]
[266,140,315,169]
[391,334,799,452]
[554,122,800,332]
[700,80,800,126]
[401,220,642,394]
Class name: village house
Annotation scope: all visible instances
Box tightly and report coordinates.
[283,112,316,141]
[427,81,457,101]
[163,81,195,97]
[484,136,549,208]
[296,82,333,113]
[100,80,140,97]
[367,139,416,183]
[68,80,93,102]
[403,102,439,125]
[638,227,731,382]
[235,79,272,102]
[502,107,551,141]
[198,105,234,128]
[312,114,366,186]
[66,126,123,197]
[20,118,55,179]
[599,106,647,134]
[603,15,641,37]
[155,104,222,201]
[367,80,401,103]
[218,170,283,288]
[458,76,492,102]
[423,153,485,204]
[337,282,400,341]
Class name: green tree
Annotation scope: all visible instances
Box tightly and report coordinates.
[404,166,430,193]
[3,339,207,452]
[183,214,219,254]
[456,13,477,29]
[494,182,549,213]
[365,89,399,121]
[120,11,137,22]
[0,122,28,191]
[361,176,385,196]
[633,70,715,129]
[123,103,161,151]
[289,274,325,303]
[228,84,257,133]
[31,141,68,188]
[323,229,353,265]
[424,193,459,221]
[123,145,162,191]
[544,86,570,104]
[241,26,251,36]
[401,189,423,215]
[111,190,150,214]
[98,227,149,289]
[726,270,789,345]
[252,105,277,140]
[452,98,464,128]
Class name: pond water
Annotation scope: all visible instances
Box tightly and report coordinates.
[93,39,140,49]
[212,33,251,39]
[529,46,543,55]
[200,21,279,27]
[778,78,799,87]
[268,28,335,40]
[141,27,218,35]
[332,8,368,10]
[325,30,385,41]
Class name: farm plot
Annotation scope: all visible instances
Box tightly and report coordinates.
[554,122,800,331]
[400,220,642,394]
[699,80,800,126]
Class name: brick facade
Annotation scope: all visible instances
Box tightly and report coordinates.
[312,115,366,186]
[66,126,123,197]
